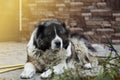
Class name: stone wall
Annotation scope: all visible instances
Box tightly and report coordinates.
[21,0,120,44]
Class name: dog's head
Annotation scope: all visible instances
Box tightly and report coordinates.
[34,19,69,51]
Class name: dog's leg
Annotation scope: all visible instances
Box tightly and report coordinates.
[20,62,36,79]
[83,56,92,69]
[40,62,67,78]
[20,28,36,79]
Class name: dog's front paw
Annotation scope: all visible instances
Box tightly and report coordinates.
[40,69,52,78]
[84,63,92,69]
[20,63,36,79]
[20,70,35,79]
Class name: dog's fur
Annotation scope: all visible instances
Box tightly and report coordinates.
[20,19,97,79]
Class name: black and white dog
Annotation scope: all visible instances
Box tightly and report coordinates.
[20,19,96,79]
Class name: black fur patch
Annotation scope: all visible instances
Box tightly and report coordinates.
[33,19,69,51]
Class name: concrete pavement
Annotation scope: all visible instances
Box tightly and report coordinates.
[0,42,119,80]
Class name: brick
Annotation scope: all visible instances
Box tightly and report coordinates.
[61,14,70,18]
[70,11,81,15]
[35,0,53,3]
[96,28,114,35]
[23,21,36,32]
[64,0,71,3]
[86,20,102,26]
[112,33,120,39]
[97,2,107,8]
[70,8,81,11]
[97,2,106,6]
[101,35,111,38]
[91,9,111,12]
[58,7,64,11]
[56,4,66,7]
[112,40,120,44]
[69,28,83,33]
[81,13,92,16]
[87,25,101,29]
[28,3,37,7]
[84,31,94,35]
[91,9,112,17]
[47,13,55,17]
[113,13,120,17]
[81,7,90,13]
[92,12,112,17]
[70,2,83,6]
[29,21,38,26]
[114,33,120,36]
[84,16,90,20]
[90,17,104,21]
[70,21,77,27]
[115,17,120,21]
[84,2,93,6]
[78,0,101,3]
[87,5,95,10]
[102,21,111,27]
[96,28,114,32]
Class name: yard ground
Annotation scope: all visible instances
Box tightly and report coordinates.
[0,42,119,80]
[0,42,27,80]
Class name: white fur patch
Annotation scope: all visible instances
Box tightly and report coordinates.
[27,28,37,57]
[40,69,52,78]
[20,63,36,79]
[51,28,63,49]
[66,42,72,57]
[84,63,92,69]
[53,61,67,74]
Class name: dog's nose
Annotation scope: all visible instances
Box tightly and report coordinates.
[55,41,61,48]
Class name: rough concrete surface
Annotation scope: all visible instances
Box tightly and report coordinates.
[0,42,119,80]
[0,42,27,80]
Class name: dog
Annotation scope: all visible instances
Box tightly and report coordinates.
[20,19,97,79]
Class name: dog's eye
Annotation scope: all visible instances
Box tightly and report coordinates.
[47,32,51,36]
[58,30,64,34]
[59,30,62,33]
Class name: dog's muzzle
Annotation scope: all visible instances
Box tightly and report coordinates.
[51,40,63,49]
[51,34,63,49]
[55,41,61,48]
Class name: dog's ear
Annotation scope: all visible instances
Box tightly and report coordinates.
[34,23,45,49]
[35,23,44,39]
[62,22,66,29]
[62,22,69,35]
